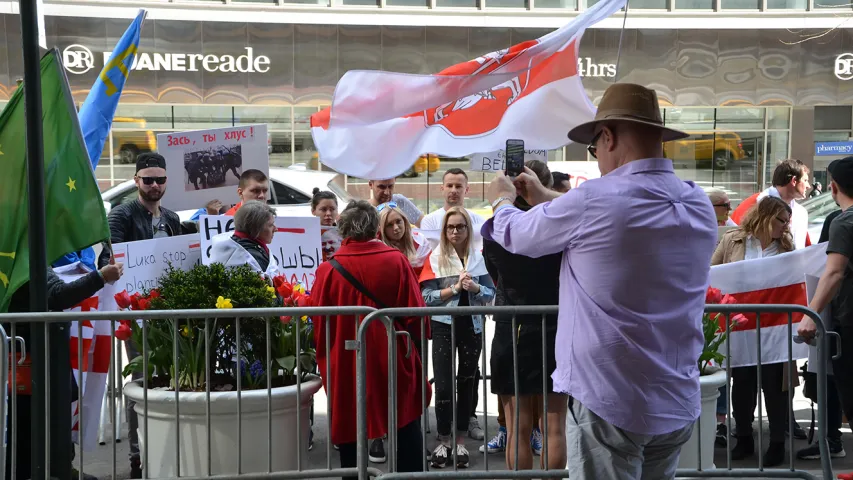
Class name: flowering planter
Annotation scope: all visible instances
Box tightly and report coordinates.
[124,376,322,477]
[677,368,727,470]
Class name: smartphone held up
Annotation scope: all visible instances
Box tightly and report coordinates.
[504,139,525,178]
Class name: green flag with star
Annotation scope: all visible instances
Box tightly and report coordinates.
[0,49,110,312]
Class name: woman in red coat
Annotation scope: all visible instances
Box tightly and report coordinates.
[310,200,431,478]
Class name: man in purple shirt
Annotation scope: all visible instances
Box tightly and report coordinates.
[482,83,718,479]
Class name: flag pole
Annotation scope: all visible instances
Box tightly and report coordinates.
[20,3,70,480]
[613,0,630,82]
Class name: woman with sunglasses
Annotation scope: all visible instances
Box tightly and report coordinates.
[420,207,495,469]
[711,196,794,467]
[379,204,431,277]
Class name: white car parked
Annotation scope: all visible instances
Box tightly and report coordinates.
[101,165,353,222]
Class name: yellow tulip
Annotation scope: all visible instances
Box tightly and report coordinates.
[293,284,306,294]
[216,296,234,309]
[266,285,276,296]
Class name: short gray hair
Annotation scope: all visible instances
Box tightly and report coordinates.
[705,187,728,205]
[338,200,379,241]
[233,200,276,238]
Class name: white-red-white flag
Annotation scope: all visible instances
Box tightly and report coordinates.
[310,0,626,179]
[709,243,827,367]
[54,263,117,451]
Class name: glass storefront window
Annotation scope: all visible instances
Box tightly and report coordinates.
[234,106,292,130]
[294,131,318,166]
[489,0,528,8]
[664,107,716,131]
[111,129,159,166]
[387,0,430,6]
[173,105,233,130]
[675,0,713,8]
[715,107,764,130]
[814,0,853,7]
[767,107,791,129]
[437,0,478,7]
[815,106,852,130]
[294,106,318,131]
[721,0,759,7]
[270,131,293,167]
[767,0,806,7]
[666,130,761,207]
[94,138,113,192]
[115,105,173,129]
[588,0,663,6]
[765,131,789,188]
[814,131,852,142]
[534,0,577,7]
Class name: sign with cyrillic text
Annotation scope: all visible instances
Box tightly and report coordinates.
[158,124,269,212]
[199,215,322,289]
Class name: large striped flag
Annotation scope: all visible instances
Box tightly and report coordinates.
[710,243,827,367]
[55,263,116,451]
[309,0,626,179]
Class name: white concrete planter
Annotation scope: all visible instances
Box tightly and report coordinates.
[677,368,727,470]
[124,376,323,477]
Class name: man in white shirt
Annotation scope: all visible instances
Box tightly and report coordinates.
[730,159,811,249]
[368,178,424,227]
[421,168,486,231]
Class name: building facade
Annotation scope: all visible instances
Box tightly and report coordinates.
[1,0,852,206]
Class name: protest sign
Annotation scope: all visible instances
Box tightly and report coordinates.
[111,235,203,295]
[469,149,548,172]
[158,124,269,211]
[199,215,322,289]
[321,226,342,262]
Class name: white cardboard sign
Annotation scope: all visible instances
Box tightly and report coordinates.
[469,149,548,172]
[199,215,322,289]
[158,124,269,211]
[111,235,203,295]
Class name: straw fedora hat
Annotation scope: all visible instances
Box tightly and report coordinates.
[567,83,689,145]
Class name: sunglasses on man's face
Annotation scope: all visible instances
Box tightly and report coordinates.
[587,130,603,159]
[713,202,731,210]
[139,176,167,186]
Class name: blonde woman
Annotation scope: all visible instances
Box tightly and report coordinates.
[379,204,431,277]
[420,207,495,469]
[712,196,794,467]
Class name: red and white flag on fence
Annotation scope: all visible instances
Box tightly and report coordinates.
[55,263,117,451]
[310,0,626,179]
[709,243,827,368]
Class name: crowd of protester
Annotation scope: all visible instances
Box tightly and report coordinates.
[14,81,853,480]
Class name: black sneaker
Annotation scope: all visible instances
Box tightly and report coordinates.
[369,439,386,464]
[764,441,785,467]
[455,444,470,468]
[797,440,847,459]
[731,436,754,461]
[715,423,729,448]
[431,443,451,468]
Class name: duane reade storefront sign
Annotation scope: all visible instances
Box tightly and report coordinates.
[62,45,271,75]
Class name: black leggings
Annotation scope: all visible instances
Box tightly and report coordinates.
[338,419,425,479]
[732,363,788,442]
[432,319,482,437]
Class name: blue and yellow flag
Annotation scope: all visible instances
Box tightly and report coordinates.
[78,9,145,169]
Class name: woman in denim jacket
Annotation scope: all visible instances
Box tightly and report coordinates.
[419,207,495,469]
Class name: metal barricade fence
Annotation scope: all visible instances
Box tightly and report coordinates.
[0,303,839,480]
[0,306,383,480]
[354,304,837,480]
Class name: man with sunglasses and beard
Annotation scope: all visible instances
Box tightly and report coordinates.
[97,152,181,478]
